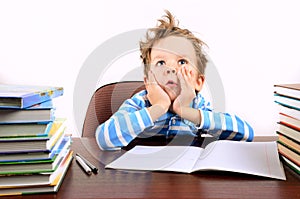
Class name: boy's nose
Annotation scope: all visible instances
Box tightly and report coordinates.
[163,65,178,75]
[166,68,176,74]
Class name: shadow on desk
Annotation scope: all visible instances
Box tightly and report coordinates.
[123,135,217,150]
[79,135,217,166]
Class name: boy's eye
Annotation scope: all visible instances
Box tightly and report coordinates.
[178,59,187,65]
[156,60,165,66]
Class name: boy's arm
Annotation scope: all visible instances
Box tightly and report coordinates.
[198,109,254,141]
[95,91,154,151]
[177,106,254,141]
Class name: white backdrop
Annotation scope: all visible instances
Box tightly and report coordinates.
[0,0,299,137]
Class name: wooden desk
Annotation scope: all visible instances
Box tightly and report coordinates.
[10,137,300,199]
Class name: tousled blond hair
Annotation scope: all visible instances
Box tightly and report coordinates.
[140,10,208,76]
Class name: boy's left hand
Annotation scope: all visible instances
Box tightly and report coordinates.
[172,66,196,115]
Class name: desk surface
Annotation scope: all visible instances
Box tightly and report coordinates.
[9,137,300,199]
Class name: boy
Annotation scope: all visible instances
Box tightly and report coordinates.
[96,10,254,151]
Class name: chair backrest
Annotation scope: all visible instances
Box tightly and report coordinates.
[82,81,145,137]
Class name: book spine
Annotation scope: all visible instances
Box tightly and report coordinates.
[275,84,300,175]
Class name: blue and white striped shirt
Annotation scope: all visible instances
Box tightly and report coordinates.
[95,90,254,150]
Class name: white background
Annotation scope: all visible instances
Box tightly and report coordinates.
[0,0,299,137]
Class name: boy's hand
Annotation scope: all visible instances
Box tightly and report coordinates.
[145,70,171,113]
[172,66,196,115]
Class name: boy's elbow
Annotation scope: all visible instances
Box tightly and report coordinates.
[244,122,254,142]
[95,126,107,150]
[95,125,121,151]
[219,123,254,142]
[237,123,254,142]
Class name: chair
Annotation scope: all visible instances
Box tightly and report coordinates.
[82,81,145,137]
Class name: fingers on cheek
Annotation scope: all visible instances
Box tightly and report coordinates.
[181,67,187,78]
[186,68,192,79]
[186,69,194,81]
[183,66,187,75]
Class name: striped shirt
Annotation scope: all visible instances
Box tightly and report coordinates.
[95,90,254,150]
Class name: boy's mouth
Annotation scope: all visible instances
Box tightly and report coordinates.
[166,80,178,87]
[164,80,181,99]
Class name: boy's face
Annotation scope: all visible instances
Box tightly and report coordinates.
[148,36,203,101]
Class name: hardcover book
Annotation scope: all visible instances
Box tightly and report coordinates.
[0,150,73,189]
[0,136,71,174]
[274,94,300,110]
[0,135,68,162]
[277,143,300,167]
[105,140,286,180]
[0,84,63,109]
[0,100,55,124]
[278,104,300,120]
[274,83,300,100]
[281,156,300,175]
[276,123,300,143]
[0,109,55,124]
[277,133,300,155]
[0,119,66,153]
[0,151,72,196]
[0,122,53,138]
[279,113,300,131]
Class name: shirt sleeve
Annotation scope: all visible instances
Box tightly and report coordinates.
[95,91,154,151]
[198,109,254,142]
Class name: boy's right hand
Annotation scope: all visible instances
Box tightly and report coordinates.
[145,70,171,114]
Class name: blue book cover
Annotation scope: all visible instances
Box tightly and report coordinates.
[26,100,54,110]
[0,84,63,109]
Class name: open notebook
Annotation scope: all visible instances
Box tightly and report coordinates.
[106,140,286,180]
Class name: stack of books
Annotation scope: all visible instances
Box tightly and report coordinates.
[274,83,300,175]
[0,84,73,196]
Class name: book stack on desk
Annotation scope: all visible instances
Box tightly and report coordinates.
[0,84,73,196]
[274,83,300,175]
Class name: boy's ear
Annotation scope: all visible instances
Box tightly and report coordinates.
[143,75,148,84]
[195,74,205,92]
